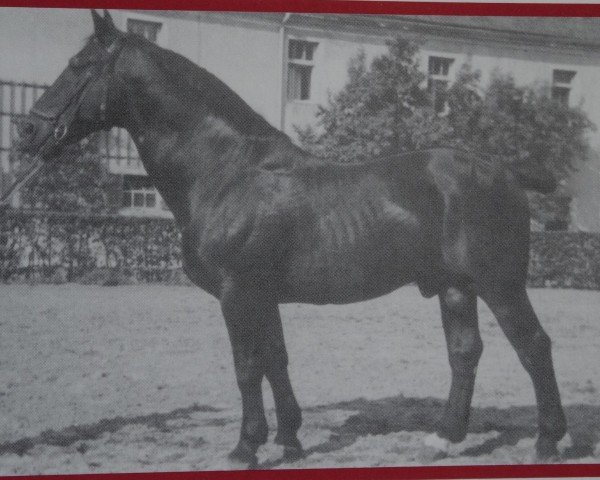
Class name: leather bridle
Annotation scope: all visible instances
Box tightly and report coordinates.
[29,37,123,143]
[1,37,124,207]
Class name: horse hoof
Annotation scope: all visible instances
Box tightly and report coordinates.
[418,433,450,463]
[423,433,449,454]
[557,433,573,456]
[534,436,560,462]
[228,440,258,467]
[274,434,305,462]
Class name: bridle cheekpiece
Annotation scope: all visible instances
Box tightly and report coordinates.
[29,36,123,143]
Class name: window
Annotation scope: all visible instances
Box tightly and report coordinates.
[428,56,454,113]
[287,39,318,101]
[122,175,158,209]
[552,69,576,106]
[127,19,162,42]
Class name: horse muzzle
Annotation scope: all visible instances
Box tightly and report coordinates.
[12,116,63,160]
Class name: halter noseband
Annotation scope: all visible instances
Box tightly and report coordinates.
[29,37,123,142]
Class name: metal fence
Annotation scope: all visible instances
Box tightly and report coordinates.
[0,80,143,199]
[0,210,184,284]
[0,82,46,185]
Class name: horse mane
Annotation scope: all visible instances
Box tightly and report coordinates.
[127,35,285,139]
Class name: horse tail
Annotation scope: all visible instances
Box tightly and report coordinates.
[465,150,558,195]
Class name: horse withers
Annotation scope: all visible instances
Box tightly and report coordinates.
[14,10,567,465]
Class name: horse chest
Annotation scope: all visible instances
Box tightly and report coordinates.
[180,203,287,293]
[180,223,228,296]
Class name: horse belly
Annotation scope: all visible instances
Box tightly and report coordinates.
[279,234,419,305]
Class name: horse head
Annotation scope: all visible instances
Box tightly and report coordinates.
[14,10,124,160]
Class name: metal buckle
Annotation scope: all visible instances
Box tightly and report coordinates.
[54,123,68,141]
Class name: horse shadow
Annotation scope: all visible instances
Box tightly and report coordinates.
[0,404,218,456]
[298,395,600,460]
[2,396,598,467]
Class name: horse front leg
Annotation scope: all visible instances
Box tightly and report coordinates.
[427,285,482,450]
[220,278,271,465]
[264,307,303,460]
[220,276,303,464]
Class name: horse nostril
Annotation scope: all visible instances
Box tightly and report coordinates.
[13,119,36,139]
[23,123,35,136]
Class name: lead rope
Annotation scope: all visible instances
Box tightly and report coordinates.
[0,156,45,208]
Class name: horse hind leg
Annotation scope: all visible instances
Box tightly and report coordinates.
[431,284,482,447]
[481,286,567,459]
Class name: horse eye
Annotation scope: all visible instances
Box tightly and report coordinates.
[69,54,98,70]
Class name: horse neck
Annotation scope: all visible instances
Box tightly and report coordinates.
[114,51,287,225]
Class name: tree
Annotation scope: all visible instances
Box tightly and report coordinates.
[298,38,595,229]
[15,133,120,213]
[297,38,451,162]
[447,65,593,179]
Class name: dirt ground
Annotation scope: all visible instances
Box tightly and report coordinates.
[0,284,598,474]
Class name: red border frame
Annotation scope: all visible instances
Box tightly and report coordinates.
[1,0,600,16]
[0,0,600,478]
[1,463,600,479]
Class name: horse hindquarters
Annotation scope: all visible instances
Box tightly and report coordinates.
[438,168,566,458]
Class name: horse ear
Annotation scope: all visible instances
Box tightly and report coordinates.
[91,9,104,32]
[103,9,116,29]
[91,9,118,47]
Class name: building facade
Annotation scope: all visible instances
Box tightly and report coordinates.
[1,9,600,229]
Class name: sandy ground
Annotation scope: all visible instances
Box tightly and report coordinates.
[0,284,599,474]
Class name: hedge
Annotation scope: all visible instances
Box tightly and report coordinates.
[0,210,184,285]
[529,232,600,290]
[1,210,599,289]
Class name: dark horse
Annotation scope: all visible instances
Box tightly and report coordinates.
[15,10,567,464]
